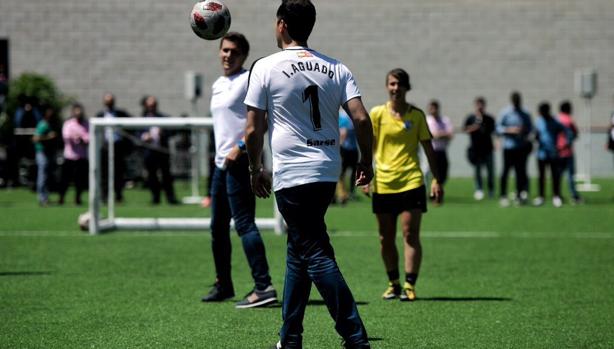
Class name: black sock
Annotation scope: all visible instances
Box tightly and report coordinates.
[405,273,418,286]
[387,269,400,283]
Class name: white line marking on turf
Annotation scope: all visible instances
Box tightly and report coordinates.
[0,231,612,239]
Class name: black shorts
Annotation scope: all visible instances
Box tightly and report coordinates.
[372,185,427,214]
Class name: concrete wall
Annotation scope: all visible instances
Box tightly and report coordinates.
[1,0,613,176]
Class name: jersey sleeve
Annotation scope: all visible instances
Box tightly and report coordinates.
[418,112,433,141]
[244,59,267,111]
[339,64,361,105]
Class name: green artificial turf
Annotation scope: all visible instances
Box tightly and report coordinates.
[1,179,613,348]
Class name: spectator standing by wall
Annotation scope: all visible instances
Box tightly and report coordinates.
[497,91,533,207]
[556,101,581,204]
[607,96,614,165]
[426,100,453,187]
[533,102,568,207]
[59,103,89,205]
[10,96,42,186]
[337,110,359,204]
[463,97,496,200]
[96,93,132,203]
[33,106,59,206]
[140,96,179,205]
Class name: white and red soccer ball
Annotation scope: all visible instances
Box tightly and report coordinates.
[190,0,231,40]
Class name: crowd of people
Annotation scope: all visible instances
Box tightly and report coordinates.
[0,92,182,206]
[335,90,612,208]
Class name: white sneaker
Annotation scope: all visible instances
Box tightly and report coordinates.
[499,198,510,207]
[473,190,485,201]
[552,196,563,208]
[519,191,529,205]
[533,197,545,206]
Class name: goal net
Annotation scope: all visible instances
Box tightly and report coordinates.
[87,117,283,235]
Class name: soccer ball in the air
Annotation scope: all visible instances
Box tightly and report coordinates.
[190,0,231,40]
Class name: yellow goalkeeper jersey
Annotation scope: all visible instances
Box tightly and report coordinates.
[370,102,432,194]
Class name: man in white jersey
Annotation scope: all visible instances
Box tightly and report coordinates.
[201,32,277,309]
[244,1,373,348]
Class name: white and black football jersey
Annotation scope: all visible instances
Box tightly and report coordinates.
[244,47,361,191]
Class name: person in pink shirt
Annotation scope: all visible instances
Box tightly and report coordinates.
[556,101,581,204]
[426,100,454,187]
[59,103,89,205]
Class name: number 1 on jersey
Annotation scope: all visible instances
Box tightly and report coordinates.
[303,85,322,131]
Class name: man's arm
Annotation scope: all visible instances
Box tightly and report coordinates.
[343,97,373,186]
[245,105,271,198]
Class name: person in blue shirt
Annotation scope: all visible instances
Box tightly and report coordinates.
[533,102,569,207]
[497,91,533,207]
[336,111,359,204]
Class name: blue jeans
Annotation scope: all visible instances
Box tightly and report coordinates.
[473,153,494,195]
[36,152,49,204]
[275,182,368,348]
[560,156,580,199]
[210,154,271,290]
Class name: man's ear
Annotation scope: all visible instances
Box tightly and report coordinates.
[276,18,285,32]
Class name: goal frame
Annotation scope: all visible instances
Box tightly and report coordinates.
[88,117,283,235]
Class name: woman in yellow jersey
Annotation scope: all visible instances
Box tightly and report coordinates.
[367,68,444,301]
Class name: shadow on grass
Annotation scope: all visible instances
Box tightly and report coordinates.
[0,271,52,276]
[263,300,369,308]
[418,296,512,302]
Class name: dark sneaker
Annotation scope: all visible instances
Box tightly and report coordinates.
[235,285,277,309]
[201,283,234,302]
[342,341,371,349]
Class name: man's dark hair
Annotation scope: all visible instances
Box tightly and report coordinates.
[475,96,486,105]
[276,0,316,42]
[511,91,522,107]
[429,99,440,109]
[220,32,250,56]
[560,100,572,114]
[538,101,551,117]
[386,68,411,90]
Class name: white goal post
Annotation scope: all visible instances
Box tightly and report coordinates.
[88,117,284,235]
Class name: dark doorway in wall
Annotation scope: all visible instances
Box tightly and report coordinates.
[0,39,8,82]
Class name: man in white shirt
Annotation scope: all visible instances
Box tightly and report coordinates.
[244,1,373,348]
[426,99,454,186]
[201,32,277,309]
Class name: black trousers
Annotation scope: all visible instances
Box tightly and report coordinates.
[101,143,127,201]
[537,158,562,198]
[434,150,449,185]
[144,152,176,203]
[59,159,88,203]
[500,148,529,198]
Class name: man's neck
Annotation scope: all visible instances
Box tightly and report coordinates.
[224,67,243,77]
[282,40,308,49]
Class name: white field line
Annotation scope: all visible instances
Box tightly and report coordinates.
[0,230,613,239]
